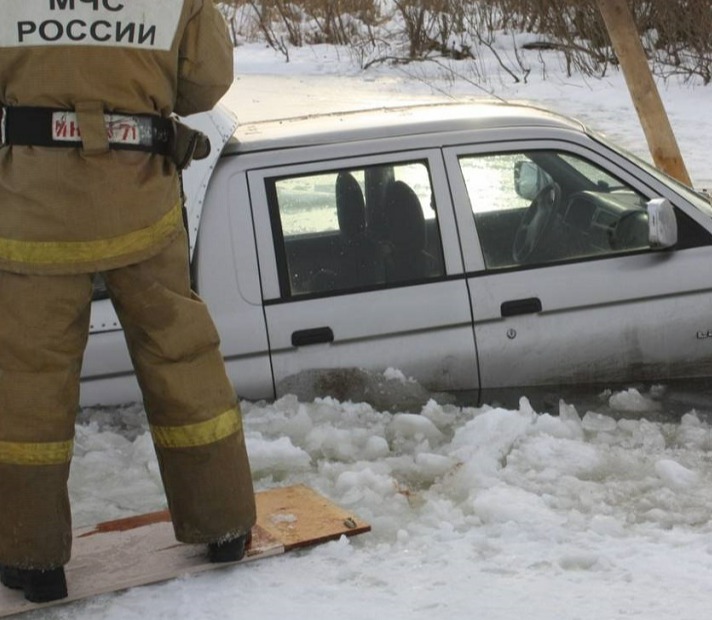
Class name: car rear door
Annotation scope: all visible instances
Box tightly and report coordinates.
[248,149,479,398]
[444,134,712,402]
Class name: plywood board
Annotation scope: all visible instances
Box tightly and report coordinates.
[0,485,370,617]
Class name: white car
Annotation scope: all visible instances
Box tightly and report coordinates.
[82,100,712,411]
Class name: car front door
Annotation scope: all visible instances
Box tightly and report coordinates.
[445,137,712,406]
[248,150,479,399]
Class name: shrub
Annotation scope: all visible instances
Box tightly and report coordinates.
[219,0,712,83]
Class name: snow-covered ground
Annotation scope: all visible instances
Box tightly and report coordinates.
[26,41,712,619]
[230,42,712,190]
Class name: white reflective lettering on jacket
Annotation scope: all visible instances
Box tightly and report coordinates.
[0,0,183,50]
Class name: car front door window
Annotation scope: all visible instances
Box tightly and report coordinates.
[459,150,651,269]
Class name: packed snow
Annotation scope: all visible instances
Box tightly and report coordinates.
[21,35,712,620]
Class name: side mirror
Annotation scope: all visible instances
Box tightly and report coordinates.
[514,161,551,201]
[647,198,678,249]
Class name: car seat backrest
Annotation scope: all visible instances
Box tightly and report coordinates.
[323,171,384,289]
[382,180,434,282]
[335,171,366,240]
[384,180,426,251]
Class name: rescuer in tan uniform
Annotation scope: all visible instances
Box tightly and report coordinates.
[0,0,255,603]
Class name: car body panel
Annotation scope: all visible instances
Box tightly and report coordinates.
[78,99,712,408]
[468,251,712,389]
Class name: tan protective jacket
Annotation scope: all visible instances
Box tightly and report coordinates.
[0,0,233,274]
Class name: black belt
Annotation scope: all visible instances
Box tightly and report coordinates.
[0,106,173,155]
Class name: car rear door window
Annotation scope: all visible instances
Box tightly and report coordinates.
[267,161,445,297]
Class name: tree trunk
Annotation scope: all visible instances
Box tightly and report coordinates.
[597,0,692,186]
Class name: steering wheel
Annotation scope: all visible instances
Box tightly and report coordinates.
[512,182,562,263]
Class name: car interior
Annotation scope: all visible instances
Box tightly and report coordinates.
[464,150,697,270]
[269,162,446,298]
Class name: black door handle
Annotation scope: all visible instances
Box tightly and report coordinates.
[291,327,335,347]
[500,297,542,317]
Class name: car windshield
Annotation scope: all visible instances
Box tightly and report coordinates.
[590,131,712,217]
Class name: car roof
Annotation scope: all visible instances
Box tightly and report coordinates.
[220,99,586,155]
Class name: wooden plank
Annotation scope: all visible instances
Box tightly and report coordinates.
[0,485,370,617]
[597,0,692,185]
[256,484,370,550]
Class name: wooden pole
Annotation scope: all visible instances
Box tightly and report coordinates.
[597,0,692,186]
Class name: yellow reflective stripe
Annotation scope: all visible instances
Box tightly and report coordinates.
[151,408,242,449]
[0,202,182,265]
[0,439,74,466]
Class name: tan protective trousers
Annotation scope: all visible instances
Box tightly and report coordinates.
[0,230,256,569]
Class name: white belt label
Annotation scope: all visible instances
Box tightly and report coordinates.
[0,0,184,50]
[52,111,142,145]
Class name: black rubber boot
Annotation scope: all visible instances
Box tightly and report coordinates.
[0,565,23,590]
[0,565,68,603]
[207,531,252,563]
